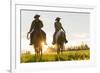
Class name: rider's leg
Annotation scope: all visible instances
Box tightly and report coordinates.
[30,33,33,45]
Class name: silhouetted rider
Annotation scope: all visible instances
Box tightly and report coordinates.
[27,14,46,45]
[52,17,68,45]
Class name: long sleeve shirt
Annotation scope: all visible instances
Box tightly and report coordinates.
[54,21,63,32]
[29,19,43,33]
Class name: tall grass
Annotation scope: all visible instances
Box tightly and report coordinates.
[21,44,90,63]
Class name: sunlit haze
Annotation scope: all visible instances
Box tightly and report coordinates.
[21,10,90,54]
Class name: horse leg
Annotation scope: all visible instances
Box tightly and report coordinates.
[35,49,38,62]
[61,44,64,54]
[34,46,39,62]
[57,44,60,61]
[37,48,41,62]
[35,47,42,62]
[38,48,41,61]
[40,48,42,59]
[35,52,37,61]
[34,46,37,62]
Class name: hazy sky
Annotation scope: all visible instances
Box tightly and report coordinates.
[21,10,90,53]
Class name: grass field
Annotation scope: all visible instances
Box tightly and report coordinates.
[21,49,90,63]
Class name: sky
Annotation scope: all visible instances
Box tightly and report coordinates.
[21,10,90,53]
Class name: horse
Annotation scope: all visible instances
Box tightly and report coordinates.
[28,29,46,61]
[55,30,68,60]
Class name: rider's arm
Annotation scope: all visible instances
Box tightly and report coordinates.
[60,23,65,33]
[29,21,34,33]
[61,27,65,32]
[40,20,43,28]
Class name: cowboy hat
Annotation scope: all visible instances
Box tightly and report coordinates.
[34,14,40,18]
[55,17,61,20]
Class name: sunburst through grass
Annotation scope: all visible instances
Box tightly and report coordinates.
[21,43,90,63]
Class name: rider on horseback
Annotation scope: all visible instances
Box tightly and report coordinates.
[52,17,68,45]
[27,14,46,45]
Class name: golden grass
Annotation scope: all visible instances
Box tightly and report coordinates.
[21,49,90,63]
